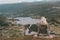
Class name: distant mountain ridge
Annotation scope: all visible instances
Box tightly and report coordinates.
[0,1,60,17]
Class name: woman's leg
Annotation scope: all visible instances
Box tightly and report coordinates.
[37,27,40,36]
[47,28,51,36]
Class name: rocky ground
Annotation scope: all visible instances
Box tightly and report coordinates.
[0,22,60,40]
[0,35,60,40]
[0,26,24,38]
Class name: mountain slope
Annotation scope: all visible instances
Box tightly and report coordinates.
[0,2,60,17]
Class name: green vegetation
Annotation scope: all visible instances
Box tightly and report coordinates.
[0,16,9,26]
[0,2,60,17]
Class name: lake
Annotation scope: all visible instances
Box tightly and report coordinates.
[14,17,40,25]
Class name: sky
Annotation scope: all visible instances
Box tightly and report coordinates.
[0,0,42,4]
[0,0,59,4]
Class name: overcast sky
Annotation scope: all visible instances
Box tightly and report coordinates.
[0,0,59,4]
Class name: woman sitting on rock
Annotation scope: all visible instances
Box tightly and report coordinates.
[37,16,50,36]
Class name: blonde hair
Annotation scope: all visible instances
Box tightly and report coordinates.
[39,16,48,25]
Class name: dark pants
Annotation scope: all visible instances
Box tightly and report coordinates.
[37,25,48,36]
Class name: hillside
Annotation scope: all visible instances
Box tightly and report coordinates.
[0,1,60,17]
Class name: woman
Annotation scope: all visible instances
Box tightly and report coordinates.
[37,16,50,36]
